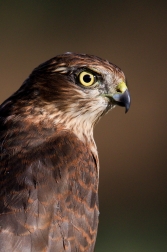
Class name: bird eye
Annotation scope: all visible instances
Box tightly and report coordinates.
[79,71,96,86]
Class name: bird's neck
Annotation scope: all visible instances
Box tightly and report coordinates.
[27,104,100,173]
[52,109,98,157]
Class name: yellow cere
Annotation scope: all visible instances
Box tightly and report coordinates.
[117,82,127,93]
[79,71,95,86]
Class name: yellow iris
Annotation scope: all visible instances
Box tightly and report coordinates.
[79,71,95,86]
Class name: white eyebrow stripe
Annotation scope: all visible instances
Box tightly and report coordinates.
[53,67,68,72]
[52,65,95,74]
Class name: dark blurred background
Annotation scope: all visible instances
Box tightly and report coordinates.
[0,1,167,251]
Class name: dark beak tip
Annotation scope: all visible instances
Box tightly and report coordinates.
[125,104,130,113]
[125,90,131,113]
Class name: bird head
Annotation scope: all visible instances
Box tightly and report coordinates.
[3,53,130,143]
[29,53,130,124]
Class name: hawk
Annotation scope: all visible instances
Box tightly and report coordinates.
[0,53,130,252]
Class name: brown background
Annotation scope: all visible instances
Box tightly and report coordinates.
[0,1,167,251]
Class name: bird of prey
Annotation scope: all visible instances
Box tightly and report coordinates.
[0,53,130,252]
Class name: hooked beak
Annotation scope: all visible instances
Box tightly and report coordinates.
[105,82,131,113]
[112,89,131,113]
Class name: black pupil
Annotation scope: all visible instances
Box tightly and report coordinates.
[83,74,92,83]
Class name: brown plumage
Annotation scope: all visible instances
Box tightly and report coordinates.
[0,53,130,252]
